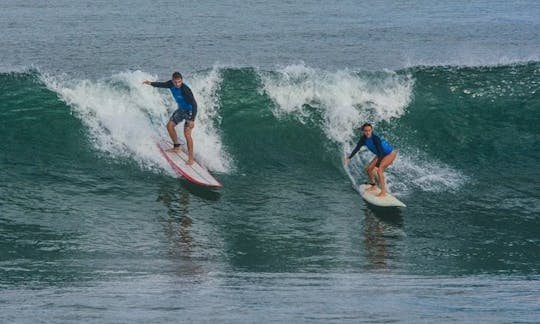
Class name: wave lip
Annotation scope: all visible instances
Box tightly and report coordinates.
[259,64,414,145]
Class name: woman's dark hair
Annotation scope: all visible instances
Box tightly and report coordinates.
[361,123,373,130]
[172,71,183,79]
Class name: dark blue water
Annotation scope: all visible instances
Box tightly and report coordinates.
[2,0,539,76]
[1,1,540,322]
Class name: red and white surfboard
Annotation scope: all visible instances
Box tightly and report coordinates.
[157,140,222,188]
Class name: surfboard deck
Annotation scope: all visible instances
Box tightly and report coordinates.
[359,184,406,207]
[157,140,222,188]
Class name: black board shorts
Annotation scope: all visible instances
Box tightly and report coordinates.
[170,109,193,127]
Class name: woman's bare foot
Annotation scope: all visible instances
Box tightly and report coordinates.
[166,146,182,153]
[367,185,378,191]
[377,191,387,197]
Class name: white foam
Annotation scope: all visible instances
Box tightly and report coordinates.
[390,152,468,193]
[42,68,232,174]
[185,68,233,173]
[345,149,468,195]
[260,64,414,144]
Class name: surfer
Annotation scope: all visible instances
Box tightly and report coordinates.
[345,123,397,197]
[143,72,198,165]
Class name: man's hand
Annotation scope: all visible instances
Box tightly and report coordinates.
[143,80,151,85]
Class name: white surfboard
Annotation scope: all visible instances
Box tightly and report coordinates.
[359,184,406,207]
[157,140,222,188]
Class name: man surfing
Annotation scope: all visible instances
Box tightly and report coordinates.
[143,72,197,165]
[344,123,397,197]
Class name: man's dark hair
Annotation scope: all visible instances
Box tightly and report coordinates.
[172,71,183,79]
[361,123,373,130]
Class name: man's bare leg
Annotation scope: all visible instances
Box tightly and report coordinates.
[166,120,181,153]
[184,122,194,165]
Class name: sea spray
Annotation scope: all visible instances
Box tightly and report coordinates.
[186,68,233,173]
[43,68,232,174]
[259,64,414,144]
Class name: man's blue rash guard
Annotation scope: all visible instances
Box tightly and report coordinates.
[150,80,198,120]
[348,132,393,167]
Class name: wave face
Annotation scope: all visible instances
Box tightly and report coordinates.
[2,63,539,192]
[1,63,539,283]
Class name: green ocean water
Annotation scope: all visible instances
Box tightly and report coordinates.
[1,63,540,321]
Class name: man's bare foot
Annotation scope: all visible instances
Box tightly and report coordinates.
[186,159,194,166]
[367,185,377,191]
[166,146,182,153]
[377,192,387,197]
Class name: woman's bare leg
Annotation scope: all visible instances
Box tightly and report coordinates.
[375,151,397,196]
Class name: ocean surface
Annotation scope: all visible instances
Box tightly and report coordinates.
[1,1,540,322]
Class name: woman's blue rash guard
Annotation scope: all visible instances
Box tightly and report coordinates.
[150,80,198,120]
[348,132,393,167]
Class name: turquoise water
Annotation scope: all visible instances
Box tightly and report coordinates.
[1,1,540,322]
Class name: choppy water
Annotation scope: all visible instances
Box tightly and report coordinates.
[1,0,540,322]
